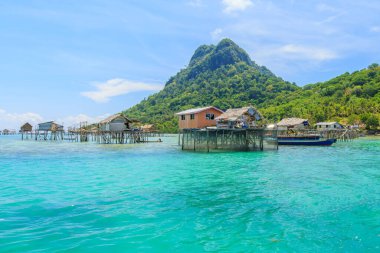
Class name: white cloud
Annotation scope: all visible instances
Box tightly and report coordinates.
[0,109,43,130]
[222,0,253,13]
[211,28,223,40]
[278,44,338,61]
[81,78,163,103]
[370,26,380,32]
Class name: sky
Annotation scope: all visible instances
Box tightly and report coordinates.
[0,0,379,129]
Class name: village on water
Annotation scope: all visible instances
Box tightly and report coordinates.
[0,104,360,152]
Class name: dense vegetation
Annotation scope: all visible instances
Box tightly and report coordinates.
[123,39,380,132]
[261,63,380,129]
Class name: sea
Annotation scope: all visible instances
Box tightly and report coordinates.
[0,135,379,252]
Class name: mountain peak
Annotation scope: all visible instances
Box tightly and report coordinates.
[187,38,254,78]
[215,38,243,52]
[189,44,215,67]
[212,38,253,67]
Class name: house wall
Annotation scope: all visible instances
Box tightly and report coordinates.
[99,124,108,131]
[109,123,127,131]
[317,123,343,130]
[100,123,127,131]
[38,122,53,131]
[100,116,129,132]
[178,108,223,129]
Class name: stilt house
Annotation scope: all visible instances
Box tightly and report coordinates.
[20,122,33,132]
[99,113,131,132]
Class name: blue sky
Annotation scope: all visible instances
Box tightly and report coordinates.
[0,0,379,129]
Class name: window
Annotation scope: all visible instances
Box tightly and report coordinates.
[181,115,185,120]
[206,113,215,120]
[190,114,195,120]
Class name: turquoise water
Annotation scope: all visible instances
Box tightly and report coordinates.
[0,135,379,252]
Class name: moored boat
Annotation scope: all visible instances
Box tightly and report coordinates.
[278,135,336,146]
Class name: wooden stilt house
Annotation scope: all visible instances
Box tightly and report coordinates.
[20,122,33,132]
[98,113,132,132]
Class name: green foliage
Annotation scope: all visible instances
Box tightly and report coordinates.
[261,64,380,128]
[360,114,379,130]
[123,39,380,132]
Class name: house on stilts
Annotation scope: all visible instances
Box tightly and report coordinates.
[20,122,33,140]
[96,113,154,144]
[177,106,278,152]
[35,121,64,141]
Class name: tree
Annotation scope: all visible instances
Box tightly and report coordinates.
[368,63,379,69]
[365,114,379,130]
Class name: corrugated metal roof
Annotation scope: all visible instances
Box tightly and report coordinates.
[99,113,131,124]
[175,106,224,115]
[38,121,63,127]
[215,106,262,121]
[277,118,308,126]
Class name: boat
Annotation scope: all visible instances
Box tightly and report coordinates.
[277,134,336,146]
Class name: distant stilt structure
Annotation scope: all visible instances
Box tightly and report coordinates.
[21,116,162,144]
[79,121,88,142]
[33,121,64,141]
[20,122,33,140]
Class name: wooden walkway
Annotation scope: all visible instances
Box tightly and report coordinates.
[21,130,163,144]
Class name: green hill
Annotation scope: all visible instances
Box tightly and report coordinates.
[261,63,380,129]
[123,38,298,132]
[124,39,380,132]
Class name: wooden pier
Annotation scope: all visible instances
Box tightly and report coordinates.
[22,128,163,144]
[25,130,65,141]
[179,128,278,152]
[320,129,360,141]
[94,130,161,144]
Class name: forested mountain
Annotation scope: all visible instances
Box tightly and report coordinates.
[123,39,298,132]
[123,39,380,132]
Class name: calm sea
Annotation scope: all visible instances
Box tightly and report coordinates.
[0,135,379,252]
